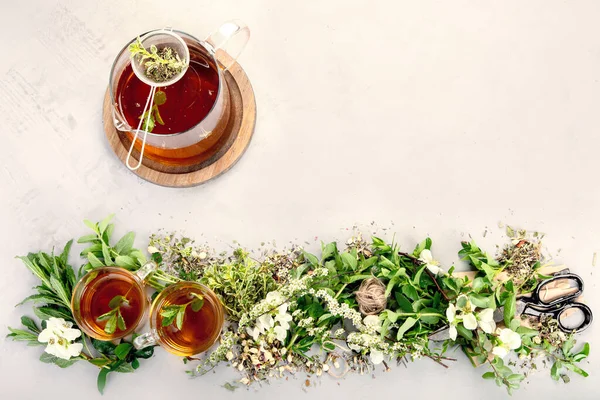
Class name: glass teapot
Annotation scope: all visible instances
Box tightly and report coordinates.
[108,21,250,169]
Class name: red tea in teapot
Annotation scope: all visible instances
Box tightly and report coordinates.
[116,43,220,134]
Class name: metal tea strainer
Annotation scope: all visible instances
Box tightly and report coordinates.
[126,29,190,170]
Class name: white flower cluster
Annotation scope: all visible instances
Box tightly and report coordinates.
[239,267,328,329]
[445,294,495,340]
[38,318,83,360]
[492,328,522,359]
[309,288,365,330]
[347,331,389,365]
[246,292,293,344]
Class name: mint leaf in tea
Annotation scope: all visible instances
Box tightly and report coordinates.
[160,292,204,330]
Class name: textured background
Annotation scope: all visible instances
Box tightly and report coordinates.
[1,1,599,399]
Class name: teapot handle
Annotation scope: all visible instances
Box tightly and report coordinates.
[205,20,250,71]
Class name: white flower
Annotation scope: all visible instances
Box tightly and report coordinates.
[369,349,384,365]
[273,325,288,342]
[256,314,274,332]
[363,315,382,332]
[274,312,292,330]
[492,328,522,359]
[462,313,478,330]
[418,249,445,275]
[446,304,458,340]
[477,308,496,334]
[147,246,159,254]
[246,326,261,341]
[38,318,83,360]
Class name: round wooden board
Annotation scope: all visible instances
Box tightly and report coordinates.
[103,57,256,188]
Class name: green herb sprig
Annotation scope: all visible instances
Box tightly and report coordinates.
[160,293,204,330]
[97,295,129,334]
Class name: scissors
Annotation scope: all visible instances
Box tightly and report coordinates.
[429,269,593,341]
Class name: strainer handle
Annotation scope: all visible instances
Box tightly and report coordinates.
[205,20,250,71]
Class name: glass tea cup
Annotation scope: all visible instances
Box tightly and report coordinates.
[71,262,156,341]
[133,282,224,356]
[109,21,250,167]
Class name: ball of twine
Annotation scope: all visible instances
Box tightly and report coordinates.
[355,277,387,315]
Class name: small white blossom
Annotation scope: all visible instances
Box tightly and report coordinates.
[446,303,458,340]
[492,328,522,359]
[369,349,384,365]
[38,318,83,360]
[147,246,159,254]
[477,308,496,334]
[418,249,445,275]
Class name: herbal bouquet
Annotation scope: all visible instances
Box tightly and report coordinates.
[8,216,591,394]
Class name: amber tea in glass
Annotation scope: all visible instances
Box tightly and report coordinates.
[72,264,155,340]
[134,282,224,356]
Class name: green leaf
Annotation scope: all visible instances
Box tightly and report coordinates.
[115,255,136,269]
[87,253,104,268]
[96,310,115,322]
[88,358,110,367]
[321,242,337,260]
[97,368,110,394]
[470,293,495,309]
[6,327,40,343]
[176,307,186,330]
[504,290,516,326]
[102,243,114,266]
[16,293,63,307]
[49,275,71,307]
[302,251,319,267]
[341,253,357,270]
[115,343,133,360]
[150,252,162,264]
[419,308,443,324]
[160,305,180,327]
[114,232,135,255]
[131,358,140,369]
[112,362,135,373]
[77,234,98,244]
[17,255,52,289]
[516,326,538,337]
[20,316,40,333]
[572,343,590,362]
[117,313,126,331]
[551,361,561,381]
[34,306,72,321]
[401,284,418,301]
[509,318,521,331]
[396,317,417,339]
[564,362,589,377]
[104,315,117,334]
[134,346,154,359]
[39,353,79,368]
[191,297,204,312]
[412,265,427,286]
[108,295,127,309]
[98,214,114,234]
[482,372,495,380]
[92,339,116,356]
[394,291,413,313]
[456,324,473,340]
[472,277,487,293]
[59,240,73,265]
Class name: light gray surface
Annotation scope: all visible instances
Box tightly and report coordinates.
[0,1,598,399]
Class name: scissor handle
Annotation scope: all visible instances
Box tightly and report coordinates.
[532,273,584,306]
[523,302,593,333]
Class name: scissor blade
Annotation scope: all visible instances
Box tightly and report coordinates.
[429,326,451,341]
